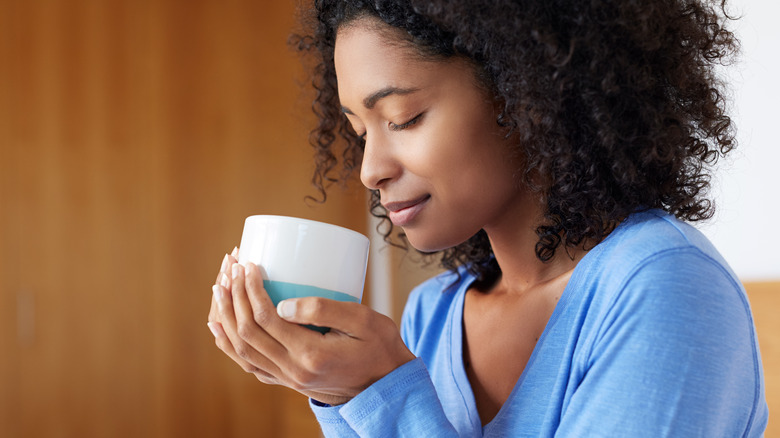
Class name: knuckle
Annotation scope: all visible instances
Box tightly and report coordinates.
[291,367,316,388]
[284,378,302,391]
[301,350,324,372]
[214,337,228,351]
[253,307,273,327]
[235,344,253,362]
[236,322,254,340]
[308,297,326,317]
[377,313,396,332]
[354,305,375,329]
[255,374,278,385]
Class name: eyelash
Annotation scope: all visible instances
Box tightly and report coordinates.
[389,113,423,131]
[357,113,423,140]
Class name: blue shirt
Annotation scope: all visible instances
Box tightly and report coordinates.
[311,210,768,436]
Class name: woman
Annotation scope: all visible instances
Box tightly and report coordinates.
[207,0,768,435]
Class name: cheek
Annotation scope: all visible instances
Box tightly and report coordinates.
[415,112,486,164]
[441,136,519,210]
[426,123,507,184]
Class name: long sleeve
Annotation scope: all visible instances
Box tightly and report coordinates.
[310,276,466,437]
[310,358,459,437]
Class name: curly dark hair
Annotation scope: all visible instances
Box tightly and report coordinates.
[292,0,739,282]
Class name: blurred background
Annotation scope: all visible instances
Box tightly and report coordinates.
[0,0,369,436]
[0,0,776,437]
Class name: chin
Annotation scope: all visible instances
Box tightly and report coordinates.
[403,228,472,254]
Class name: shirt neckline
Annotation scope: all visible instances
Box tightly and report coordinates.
[448,253,596,433]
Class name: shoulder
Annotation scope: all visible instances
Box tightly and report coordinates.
[577,209,758,368]
[587,209,746,310]
[584,209,739,289]
[586,212,761,391]
[603,209,725,257]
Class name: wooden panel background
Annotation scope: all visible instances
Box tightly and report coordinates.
[745,282,780,436]
[0,0,367,436]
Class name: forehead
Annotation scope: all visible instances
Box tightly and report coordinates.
[334,19,447,104]
[336,16,425,62]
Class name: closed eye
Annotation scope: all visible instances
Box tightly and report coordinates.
[389,113,423,131]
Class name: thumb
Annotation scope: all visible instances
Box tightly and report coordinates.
[276,299,299,320]
[277,297,365,335]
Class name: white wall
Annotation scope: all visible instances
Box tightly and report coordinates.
[698,0,780,281]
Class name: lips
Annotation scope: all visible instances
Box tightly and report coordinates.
[383,194,431,226]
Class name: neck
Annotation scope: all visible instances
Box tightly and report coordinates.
[483,201,587,296]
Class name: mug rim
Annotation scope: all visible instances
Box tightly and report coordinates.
[244,215,369,243]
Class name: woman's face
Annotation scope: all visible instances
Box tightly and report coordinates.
[335,19,525,252]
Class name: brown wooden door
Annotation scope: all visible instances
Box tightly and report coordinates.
[0,0,366,436]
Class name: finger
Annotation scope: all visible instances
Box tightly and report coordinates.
[208,295,218,323]
[276,297,370,337]
[210,269,231,323]
[244,262,274,313]
[241,263,325,343]
[207,320,277,381]
[214,248,238,287]
[210,316,346,401]
[222,252,239,291]
[215,253,229,284]
[230,263,288,360]
[242,263,296,333]
[213,282,285,377]
[225,254,238,290]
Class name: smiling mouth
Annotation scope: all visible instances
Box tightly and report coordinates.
[383,195,431,226]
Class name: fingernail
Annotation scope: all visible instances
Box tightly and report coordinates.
[212,284,223,302]
[207,322,220,337]
[277,299,297,319]
[231,246,239,257]
[232,263,240,279]
[220,272,229,289]
[220,254,228,273]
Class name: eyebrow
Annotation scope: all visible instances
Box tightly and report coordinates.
[341,86,420,115]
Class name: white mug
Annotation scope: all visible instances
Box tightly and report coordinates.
[237,215,370,306]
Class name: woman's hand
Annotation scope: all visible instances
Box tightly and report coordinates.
[207,250,415,406]
[207,248,238,337]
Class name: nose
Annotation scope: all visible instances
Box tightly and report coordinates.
[359,132,399,190]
